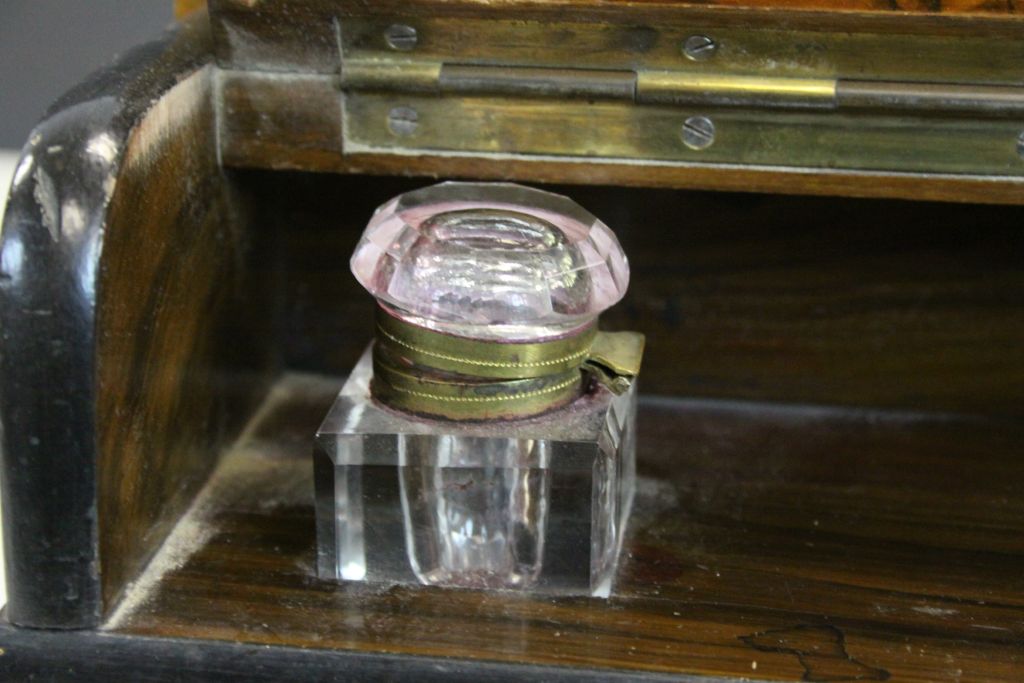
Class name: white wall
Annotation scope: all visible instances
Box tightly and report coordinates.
[0,1,172,149]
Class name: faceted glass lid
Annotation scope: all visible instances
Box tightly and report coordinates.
[350,182,630,341]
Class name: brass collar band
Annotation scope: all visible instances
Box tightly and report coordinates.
[374,307,596,380]
[372,358,585,422]
[370,307,644,421]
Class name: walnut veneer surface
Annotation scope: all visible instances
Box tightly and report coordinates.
[108,373,1024,682]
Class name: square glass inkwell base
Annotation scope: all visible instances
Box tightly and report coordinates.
[313,181,641,597]
[314,348,637,597]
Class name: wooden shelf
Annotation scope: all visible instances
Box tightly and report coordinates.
[10,373,1012,681]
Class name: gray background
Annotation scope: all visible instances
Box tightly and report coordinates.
[0,1,172,149]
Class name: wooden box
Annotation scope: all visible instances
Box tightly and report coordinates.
[1,1,1022,680]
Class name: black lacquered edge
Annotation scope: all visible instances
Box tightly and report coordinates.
[0,618,735,683]
[0,18,213,629]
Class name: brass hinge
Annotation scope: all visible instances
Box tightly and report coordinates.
[334,17,1024,177]
[342,59,1024,117]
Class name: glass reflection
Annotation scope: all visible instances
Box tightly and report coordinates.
[399,440,550,590]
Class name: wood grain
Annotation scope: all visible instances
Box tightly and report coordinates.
[208,0,1024,78]
[95,65,276,614]
[109,373,1024,682]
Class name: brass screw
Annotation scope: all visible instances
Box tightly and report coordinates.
[683,35,717,61]
[682,116,716,150]
[388,106,419,136]
[385,24,418,51]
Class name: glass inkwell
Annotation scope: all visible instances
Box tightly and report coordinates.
[314,182,643,597]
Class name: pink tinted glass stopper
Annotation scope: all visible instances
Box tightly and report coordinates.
[351,182,630,341]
